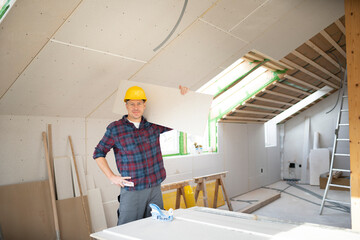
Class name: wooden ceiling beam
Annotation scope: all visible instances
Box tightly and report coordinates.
[251,49,294,70]
[320,30,347,58]
[305,40,345,72]
[223,116,268,121]
[253,96,294,106]
[219,119,264,124]
[284,74,321,90]
[233,110,277,116]
[244,103,286,111]
[274,82,311,96]
[335,19,346,35]
[281,58,340,89]
[292,50,342,82]
[246,52,285,71]
[263,89,303,101]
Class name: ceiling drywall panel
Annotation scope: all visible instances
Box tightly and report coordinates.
[131,20,247,89]
[0,41,144,117]
[201,0,266,32]
[247,0,345,60]
[0,0,81,98]
[87,93,119,119]
[230,0,302,42]
[53,0,216,62]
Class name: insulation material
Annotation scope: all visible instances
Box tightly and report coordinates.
[309,149,330,185]
[54,156,74,200]
[113,80,213,137]
[87,188,107,232]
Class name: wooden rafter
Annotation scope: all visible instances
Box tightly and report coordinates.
[305,40,345,72]
[335,19,346,35]
[284,74,321,90]
[274,82,311,96]
[281,58,339,89]
[291,50,342,82]
[244,103,286,112]
[224,116,268,121]
[233,110,277,116]
[262,89,303,101]
[219,119,264,124]
[253,96,294,106]
[320,30,346,58]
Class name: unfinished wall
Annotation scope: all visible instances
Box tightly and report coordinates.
[219,122,281,198]
[283,90,349,180]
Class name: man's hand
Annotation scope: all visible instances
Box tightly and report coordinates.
[110,175,133,188]
[179,85,189,95]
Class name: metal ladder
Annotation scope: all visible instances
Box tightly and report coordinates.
[319,80,351,215]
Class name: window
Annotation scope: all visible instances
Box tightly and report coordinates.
[160,130,180,156]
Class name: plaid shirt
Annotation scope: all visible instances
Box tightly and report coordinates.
[93,115,171,191]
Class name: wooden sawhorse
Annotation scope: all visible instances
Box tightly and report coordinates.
[161,180,192,209]
[194,171,233,211]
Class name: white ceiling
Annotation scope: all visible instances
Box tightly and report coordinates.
[0,0,344,119]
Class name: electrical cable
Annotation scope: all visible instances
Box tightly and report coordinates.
[153,0,188,52]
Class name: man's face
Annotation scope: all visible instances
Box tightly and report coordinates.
[126,100,146,121]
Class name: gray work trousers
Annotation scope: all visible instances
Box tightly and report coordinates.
[117,185,163,225]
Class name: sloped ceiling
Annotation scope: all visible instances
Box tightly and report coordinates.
[0,0,345,120]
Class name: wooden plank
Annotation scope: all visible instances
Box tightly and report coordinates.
[0,181,55,239]
[345,0,360,231]
[161,179,191,191]
[284,74,321,90]
[292,50,342,82]
[244,103,285,112]
[263,89,303,101]
[281,58,339,89]
[335,19,346,35]
[254,96,295,106]
[240,193,281,214]
[320,30,347,58]
[43,132,61,240]
[305,40,345,72]
[275,82,311,95]
[224,116,268,121]
[234,110,277,116]
[219,176,233,211]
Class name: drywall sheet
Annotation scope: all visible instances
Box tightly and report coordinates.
[103,201,118,228]
[113,80,213,136]
[54,156,74,200]
[91,207,360,240]
[88,188,107,232]
[71,155,88,197]
[309,149,330,185]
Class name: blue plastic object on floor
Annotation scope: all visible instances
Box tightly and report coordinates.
[149,203,174,222]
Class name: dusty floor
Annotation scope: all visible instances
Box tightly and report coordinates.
[219,181,351,229]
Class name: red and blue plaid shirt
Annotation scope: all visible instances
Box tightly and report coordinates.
[93,115,171,191]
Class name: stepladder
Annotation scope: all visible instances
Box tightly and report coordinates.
[319,80,351,215]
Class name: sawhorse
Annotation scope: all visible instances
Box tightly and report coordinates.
[194,171,233,211]
[161,180,191,209]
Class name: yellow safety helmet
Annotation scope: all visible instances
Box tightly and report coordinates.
[124,86,147,102]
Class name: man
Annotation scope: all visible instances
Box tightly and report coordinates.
[93,85,188,225]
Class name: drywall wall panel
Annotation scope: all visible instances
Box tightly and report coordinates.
[247,0,345,60]
[192,153,224,178]
[247,124,267,190]
[103,201,118,228]
[231,0,302,42]
[53,0,216,61]
[88,188,107,232]
[283,91,340,180]
[201,0,266,32]
[0,0,81,97]
[0,115,85,186]
[266,145,281,184]
[163,155,193,183]
[113,80,213,136]
[0,41,144,117]
[131,20,247,89]
[219,122,249,198]
[309,149,330,185]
